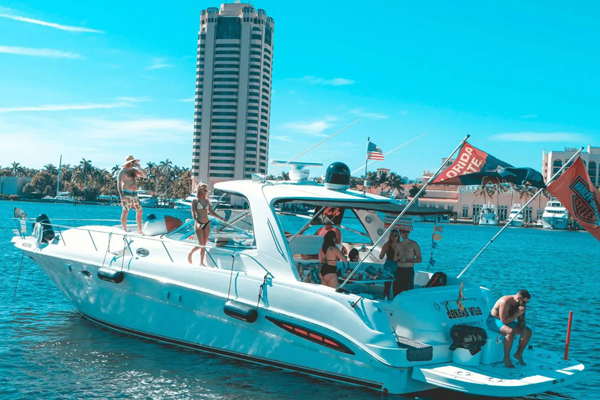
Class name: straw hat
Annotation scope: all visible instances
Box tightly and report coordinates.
[123,155,140,166]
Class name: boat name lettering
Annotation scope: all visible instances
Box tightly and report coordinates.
[446,306,482,319]
[22,242,32,248]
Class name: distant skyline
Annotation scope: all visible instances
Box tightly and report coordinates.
[0,1,598,179]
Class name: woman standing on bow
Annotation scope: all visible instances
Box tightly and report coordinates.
[188,183,226,266]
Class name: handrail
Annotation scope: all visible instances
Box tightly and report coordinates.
[22,220,271,276]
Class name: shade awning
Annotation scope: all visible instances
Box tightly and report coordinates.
[278,199,453,216]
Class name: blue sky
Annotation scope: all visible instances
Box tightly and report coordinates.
[0,0,598,178]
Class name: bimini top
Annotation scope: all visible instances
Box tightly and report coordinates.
[215,179,451,216]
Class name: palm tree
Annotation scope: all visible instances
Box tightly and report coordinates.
[159,159,173,196]
[280,171,290,181]
[111,164,121,176]
[386,172,405,198]
[79,158,93,189]
[44,164,58,175]
[409,184,426,198]
[10,162,22,177]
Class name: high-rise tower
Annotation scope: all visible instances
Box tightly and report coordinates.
[192,2,274,188]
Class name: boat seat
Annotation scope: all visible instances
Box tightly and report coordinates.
[396,336,433,362]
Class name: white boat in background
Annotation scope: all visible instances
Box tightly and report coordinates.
[542,199,569,229]
[176,193,223,210]
[42,191,76,203]
[137,191,158,208]
[478,203,497,225]
[508,203,524,227]
[11,161,584,397]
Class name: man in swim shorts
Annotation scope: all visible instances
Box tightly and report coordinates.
[117,155,147,234]
[487,289,532,368]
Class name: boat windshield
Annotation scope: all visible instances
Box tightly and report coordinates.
[166,217,256,249]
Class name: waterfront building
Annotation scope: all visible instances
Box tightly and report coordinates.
[0,177,31,196]
[542,145,600,188]
[192,2,274,188]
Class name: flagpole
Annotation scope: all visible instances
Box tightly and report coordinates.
[56,155,62,195]
[352,132,428,175]
[363,137,370,196]
[457,147,584,279]
[339,134,470,291]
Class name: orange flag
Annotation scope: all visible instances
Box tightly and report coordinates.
[547,157,600,242]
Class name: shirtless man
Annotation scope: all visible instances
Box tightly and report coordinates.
[392,229,422,298]
[487,289,532,368]
[117,155,147,234]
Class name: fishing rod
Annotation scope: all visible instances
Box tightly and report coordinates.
[351,132,429,175]
[457,147,584,279]
[338,134,470,291]
[268,118,363,178]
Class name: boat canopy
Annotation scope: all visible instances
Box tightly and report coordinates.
[276,199,452,216]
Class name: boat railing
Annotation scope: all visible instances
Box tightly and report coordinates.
[13,218,274,278]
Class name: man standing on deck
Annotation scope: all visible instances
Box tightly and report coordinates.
[117,155,147,234]
[393,229,422,297]
[487,289,532,368]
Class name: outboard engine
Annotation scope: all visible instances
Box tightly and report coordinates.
[35,214,55,243]
[324,162,350,190]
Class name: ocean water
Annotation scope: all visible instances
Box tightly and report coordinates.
[0,200,598,400]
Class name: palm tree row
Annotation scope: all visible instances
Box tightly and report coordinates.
[1,159,191,201]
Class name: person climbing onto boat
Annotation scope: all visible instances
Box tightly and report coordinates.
[379,229,399,300]
[393,229,422,297]
[487,289,532,368]
[188,183,227,266]
[318,230,346,289]
[117,155,147,234]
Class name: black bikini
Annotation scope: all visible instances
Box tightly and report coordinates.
[320,247,338,276]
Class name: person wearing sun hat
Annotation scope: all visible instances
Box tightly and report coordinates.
[117,155,148,234]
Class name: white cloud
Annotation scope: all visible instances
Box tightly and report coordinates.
[272,136,292,142]
[0,115,193,169]
[0,45,81,58]
[0,13,103,33]
[489,132,588,142]
[349,109,389,120]
[0,103,129,113]
[282,116,338,137]
[295,76,355,86]
[116,96,151,103]
[521,114,538,119]
[146,57,174,70]
[178,98,195,102]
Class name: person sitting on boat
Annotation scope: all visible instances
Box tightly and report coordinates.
[487,289,532,368]
[393,229,422,297]
[318,230,346,289]
[188,183,226,266]
[315,217,342,245]
[379,229,399,300]
[117,155,148,234]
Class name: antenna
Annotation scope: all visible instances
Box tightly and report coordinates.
[268,118,363,177]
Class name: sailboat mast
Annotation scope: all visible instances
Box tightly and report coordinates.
[56,155,62,195]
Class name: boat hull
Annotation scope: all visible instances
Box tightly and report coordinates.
[542,216,568,230]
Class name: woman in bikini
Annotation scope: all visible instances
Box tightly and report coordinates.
[188,183,226,266]
[318,230,347,289]
[379,229,399,300]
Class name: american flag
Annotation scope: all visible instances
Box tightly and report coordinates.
[367,142,384,161]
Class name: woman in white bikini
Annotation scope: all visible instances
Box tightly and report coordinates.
[188,183,226,266]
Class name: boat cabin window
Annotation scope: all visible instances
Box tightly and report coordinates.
[167,193,255,249]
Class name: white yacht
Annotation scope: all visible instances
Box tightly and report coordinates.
[478,203,497,225]
[542,199,569,229]
[11,162,584,397]
[137,191,158,208]
[176,193,223,210]
[507,204,524,227]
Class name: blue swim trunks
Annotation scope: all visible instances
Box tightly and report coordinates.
[486,315,517,333]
